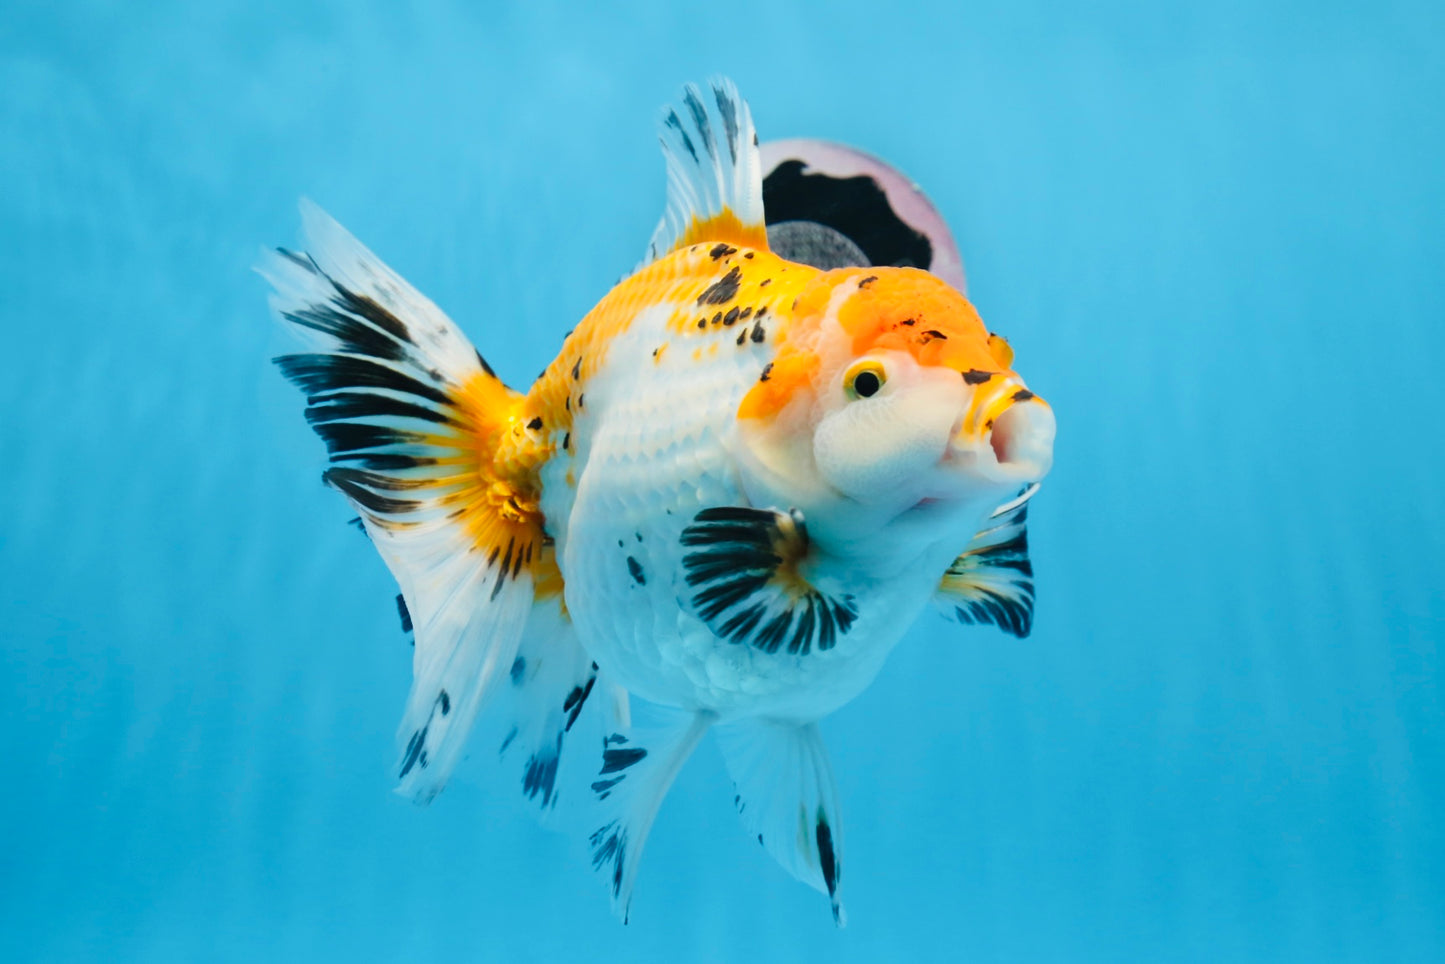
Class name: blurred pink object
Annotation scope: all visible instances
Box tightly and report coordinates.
[760,139,966,295]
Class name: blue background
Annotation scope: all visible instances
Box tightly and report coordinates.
[2,1,1441,960]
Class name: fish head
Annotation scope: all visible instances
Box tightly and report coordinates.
[738,267,1054,536]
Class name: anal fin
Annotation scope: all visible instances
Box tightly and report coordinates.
[716,719,846,925]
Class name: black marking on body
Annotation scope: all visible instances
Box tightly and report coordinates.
[750,323,767,343]
[626,556,646,585]
[562,432,571,451]
[1013,389,1036,402]
[527,416,543,430]
[709,242,738,260]
[697,266,743,306]
[396,593,413,634]
[759,363,773,382]
[920,329,947,342]
[759,278,771,287]
[723,306,742,326]
[736,329,748,346]
[858,275,879,289]
[679,506,859,655]
[964,369,994,385]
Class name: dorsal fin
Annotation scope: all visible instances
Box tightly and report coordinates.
[646,78,769,262]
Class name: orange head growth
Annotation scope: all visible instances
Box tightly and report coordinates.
[736,266,1054,542]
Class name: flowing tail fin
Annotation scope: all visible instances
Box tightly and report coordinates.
[260,200,555,803]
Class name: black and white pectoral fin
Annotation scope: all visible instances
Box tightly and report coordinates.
[583,708,713,923]
[715,720,846,926]
[936,484,1039,638]
[260,201,542,804]
[680,506,858,656]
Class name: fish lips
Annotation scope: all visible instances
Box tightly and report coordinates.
[944,391,1056,487]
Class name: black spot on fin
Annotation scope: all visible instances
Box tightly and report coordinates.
[589,821,628,901]
[600,746,647,774]
[817,812,841,923]
[522,734,563,809]
[396,593,413,634]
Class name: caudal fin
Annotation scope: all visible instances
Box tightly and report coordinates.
[260,200,554,803]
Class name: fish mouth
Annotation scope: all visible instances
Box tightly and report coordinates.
[947,381,1056,484]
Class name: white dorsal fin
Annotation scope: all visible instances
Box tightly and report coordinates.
[646,78,769,262]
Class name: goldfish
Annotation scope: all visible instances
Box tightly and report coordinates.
[261,79,1055,925]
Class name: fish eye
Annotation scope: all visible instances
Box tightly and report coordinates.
[844,361,886,400]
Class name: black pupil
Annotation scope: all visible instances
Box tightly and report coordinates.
[853,370,881,398]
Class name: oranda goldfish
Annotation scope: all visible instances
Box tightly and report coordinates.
[262,79,1055,924]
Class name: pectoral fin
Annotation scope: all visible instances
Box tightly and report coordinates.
[936,484,1038,638]
[680,506,857,656]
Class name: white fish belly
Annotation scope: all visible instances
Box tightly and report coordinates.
[540,307,915,721]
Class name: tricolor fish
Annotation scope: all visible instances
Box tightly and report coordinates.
[261,79,1055,924]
